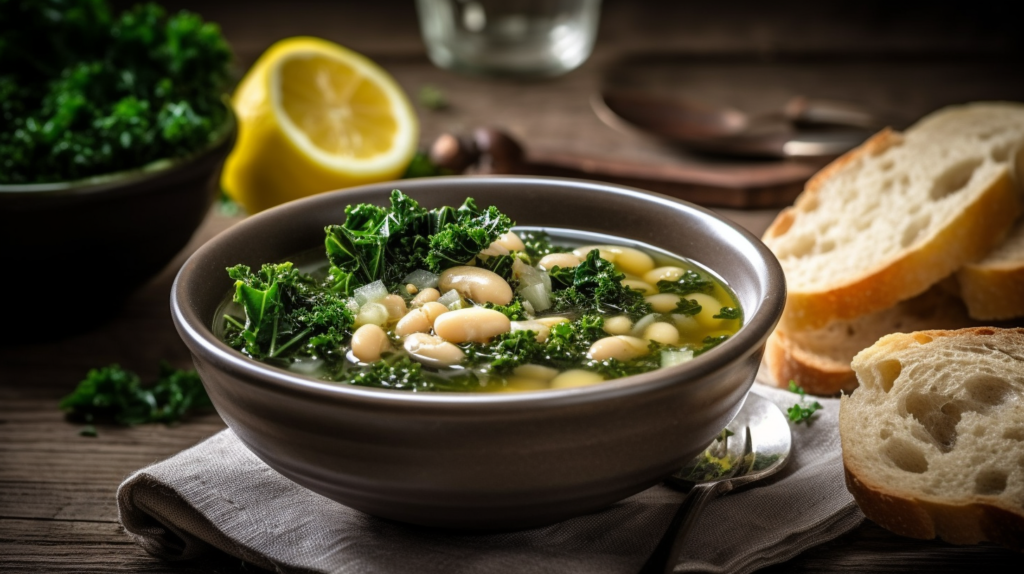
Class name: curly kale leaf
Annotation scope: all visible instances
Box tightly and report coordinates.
[59,362,212,434]
[550,250,651,320]
[347,355,426,391]
[225,263,354,361]
[656,270,716,296]
[325,190,514,291]
[426,197,513,272]
[714,306,741,320]
[0,0,232,184]
[518,230,571,265]
[476,253,516,283]
[674,298,702,316]
[483,299,527,320]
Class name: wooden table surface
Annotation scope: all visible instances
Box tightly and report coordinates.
[3,1,1023,571]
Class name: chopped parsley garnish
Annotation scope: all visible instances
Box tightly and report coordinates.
[59,363,213,436]
[787,381,823,425]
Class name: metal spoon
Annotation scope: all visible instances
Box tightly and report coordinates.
[638,392,792,574]
[594,90,877,158]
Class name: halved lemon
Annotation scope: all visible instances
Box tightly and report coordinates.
[222,37,419,213]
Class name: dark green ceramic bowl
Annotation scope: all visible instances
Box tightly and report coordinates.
[1,111,236,342]
[172,176,785,530]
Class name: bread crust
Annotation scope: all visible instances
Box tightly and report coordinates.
[779,167,1020,331]
[763,329,857,395]
[958,264,1024,320]
[841,327,1024,551]
[844,462,1024,551]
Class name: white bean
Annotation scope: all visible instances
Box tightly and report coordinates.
[643,266,686,285]
[438,266,514,305]
[686,293,729,329]
[380,294,408,322]
[513,364,559,381]
[609,246,656,276]
[571,245,654,275]
[350,324,391,363]
[411,287,440,306]
[587,336,649,361]
[394,302,449,337]
[602,315,633,335]
[550,369,605,389]
[535,316,570,328]
[537,252,582,270]
[621,279,655,295]
[511,320,552,342]
[495,231,526,252]
[573,245,614,262]
[645,293,683,313]
[643,322,680,345]
[433,307,511,343]
[403,333,465,368]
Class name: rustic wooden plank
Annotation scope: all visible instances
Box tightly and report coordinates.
[0,519,266,574]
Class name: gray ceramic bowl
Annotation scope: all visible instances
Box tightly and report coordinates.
[171,176,785,530]
[0,110,235,342]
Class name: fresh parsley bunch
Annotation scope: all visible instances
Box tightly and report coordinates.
[0,0,232,183]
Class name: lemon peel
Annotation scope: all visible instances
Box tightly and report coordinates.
[222,37,418,213]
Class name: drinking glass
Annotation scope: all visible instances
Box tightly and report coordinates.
[416,0,602,78]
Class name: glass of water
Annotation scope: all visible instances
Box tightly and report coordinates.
[416,0,602,78]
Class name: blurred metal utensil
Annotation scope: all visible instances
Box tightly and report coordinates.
[638,392,792,574]
[594,90,878,158]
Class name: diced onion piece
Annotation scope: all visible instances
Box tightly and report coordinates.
[437,289,462,308]
[403,269,439,290]
[344,298,360,314]
[661,349,694,368]
[631,313,658,337]
[354,280,388,306]
[354,302,389,327]
[520,283,551,313]
[512,258,544,287]
[289,358,325,375]
[540,270,552,292]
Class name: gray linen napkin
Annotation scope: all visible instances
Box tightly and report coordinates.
[117,380,864,574]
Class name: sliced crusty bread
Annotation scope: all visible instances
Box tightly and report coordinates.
[763,102,1024,332]
[957,219,1024,321]
[763,285,983,395]
[840,327,1024,550]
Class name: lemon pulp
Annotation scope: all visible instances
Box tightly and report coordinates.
[222,37,418,213]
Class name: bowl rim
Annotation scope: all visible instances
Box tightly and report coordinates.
[0,103,236,196]
[172,175,785,410]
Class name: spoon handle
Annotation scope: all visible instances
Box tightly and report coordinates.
[639,482,719,574]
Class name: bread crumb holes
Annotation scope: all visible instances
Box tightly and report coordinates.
[964,374,1012,409]
[929,157,982,201]
[883,437,928,473]
[974,469,1008,495]
[900,214,931,248]
[1002,427,1024,441]
[875,359,902,393]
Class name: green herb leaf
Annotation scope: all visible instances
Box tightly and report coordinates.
[713,307,741,320]
[656,271,716,296]
[550,250,652,320]
[59,362,212,434]
[787,401,823,425]
[674,298,702,316]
